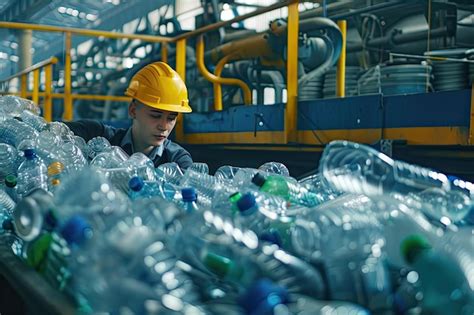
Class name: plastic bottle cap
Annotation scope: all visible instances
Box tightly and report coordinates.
[251,173,266,187]
[236,193,257,215]
[229,192,242,203]
[259,229,282,247]
[5,175,17,187]
[2,218,14,231]
[238,279,289,314]
[181,187,197,202]
[203,252,233,278]
[400,234,432,264]
[23,148,35,159]
[128,176,144,192]
[60,215,92,246]
[47,161,65,176]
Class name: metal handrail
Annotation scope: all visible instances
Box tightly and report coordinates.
[0,57,58,83]
[0,21,171,43]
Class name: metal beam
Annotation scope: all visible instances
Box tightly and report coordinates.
[0,0,53,22]
[33,0,173,65]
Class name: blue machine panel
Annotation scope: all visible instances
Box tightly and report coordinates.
[298,94,383,130]
[383,89,471,128]
[184,103,285,133]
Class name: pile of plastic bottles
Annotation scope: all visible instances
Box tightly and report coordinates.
[0,95,473,315]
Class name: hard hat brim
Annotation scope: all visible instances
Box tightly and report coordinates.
[138,100,193,113]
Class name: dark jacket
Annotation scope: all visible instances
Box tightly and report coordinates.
[65,120,193,169]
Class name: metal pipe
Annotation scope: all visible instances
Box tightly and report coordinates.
[196,36,252,107]
[347,27,448,52]
[336,20,346,98]
[173,0,296,42]
[0,21,172,43]
[214,54,234,111]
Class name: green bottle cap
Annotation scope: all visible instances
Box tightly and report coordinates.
[204,252,232,278]
[26,233,53,272]
[229,192,242,203]
[5,175,17,187]
[401,234,432,264]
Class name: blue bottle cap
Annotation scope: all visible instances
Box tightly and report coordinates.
[236,193,257,215]
[238,279,289,315]
[129,176,144,192]
[447,175,460,182]
[60,215,92,246]
[23,148,35,159]
[259,229,282,247]
[181,187,197,202]
[2,218,14,231]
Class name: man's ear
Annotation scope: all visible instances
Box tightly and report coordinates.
[128,101,137,119]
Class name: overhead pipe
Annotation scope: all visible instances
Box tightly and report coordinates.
[347,27,450,52]
[297,18,342,86]
[196,36,252,109]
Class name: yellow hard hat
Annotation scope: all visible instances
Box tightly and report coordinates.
[125,61,192,113]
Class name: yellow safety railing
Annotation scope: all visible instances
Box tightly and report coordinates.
[0,0,325,145]
[0,57,58,121]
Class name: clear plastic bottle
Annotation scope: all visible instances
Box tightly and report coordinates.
[251,173,324,207]
[298,170,344,203]
[86,136,112,160]
[189,162,209,174]
[319,140,472,223]
[0,118,39,147]
[181,187,199,213]
[20,110,47,131]
[156,162,184,185]
[228,192,290,247]
[0,143,18,182]
[47,161,65,192]
[258,162,290,177]
[60,141,87,173]
[16,149,48,198]
[169,210,326,300]
[11,188,55,242]
[180,169,236,207]
[4,175,19,203]
[238,279,370,315]
[214,165,241,180]
[401,235,474,315]
[0,95,39,117]
[287,194,392,311]
[53,167,129,218]
[0,189,15,215]
[128,176,165,200]
[126,152,156,181]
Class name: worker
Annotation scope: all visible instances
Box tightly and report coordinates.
[65,61,193,169]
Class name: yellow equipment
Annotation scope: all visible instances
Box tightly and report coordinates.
[125,61,192,113]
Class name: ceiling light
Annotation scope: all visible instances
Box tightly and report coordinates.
[58,6,66,14]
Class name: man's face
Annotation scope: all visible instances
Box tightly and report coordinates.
[129,101,178,147]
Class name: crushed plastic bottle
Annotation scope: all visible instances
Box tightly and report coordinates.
[16,149,48,198]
